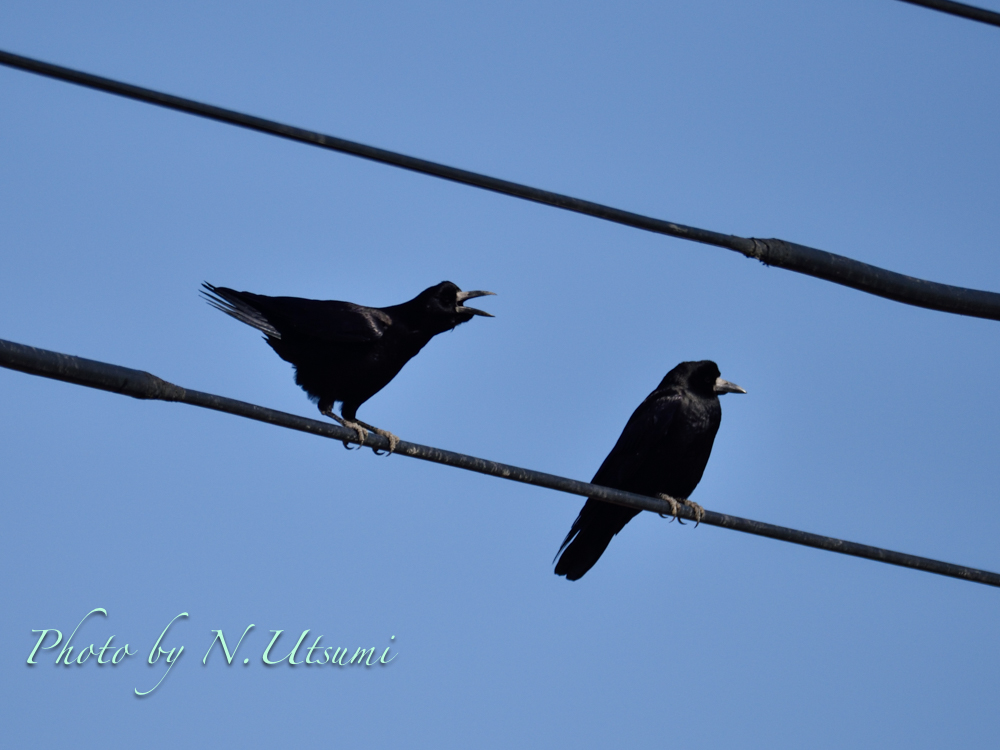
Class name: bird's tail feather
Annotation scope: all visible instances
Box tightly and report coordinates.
[553,500,639,581]
[201,282,282,339]
[554,527,618,581]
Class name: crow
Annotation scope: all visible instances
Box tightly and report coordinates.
[554,360,745,580]
[201,281,495,453]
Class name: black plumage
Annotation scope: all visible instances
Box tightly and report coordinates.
[554,360,745,580]
[201,281,494,451]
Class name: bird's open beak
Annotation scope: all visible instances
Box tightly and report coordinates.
[714,377,746,394]
[456,290,496,317]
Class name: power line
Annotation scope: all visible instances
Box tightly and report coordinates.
[896,0,1000,28]
[2,48,1000,322]
[2,335,997,589]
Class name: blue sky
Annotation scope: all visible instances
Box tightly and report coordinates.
[2,1,999,747]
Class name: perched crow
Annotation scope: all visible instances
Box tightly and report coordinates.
[202,281,495,452]
[554,360,745,580]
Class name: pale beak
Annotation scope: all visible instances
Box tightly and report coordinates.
[714,377,746,395]
[456,290,496,317]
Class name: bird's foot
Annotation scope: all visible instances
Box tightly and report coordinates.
[353,419,400,455]
[656,493,682,523]
[681,498,705,526]
[321,409,369,449]
[341,420,370,450]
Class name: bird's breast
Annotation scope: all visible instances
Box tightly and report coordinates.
[639,399,721,498]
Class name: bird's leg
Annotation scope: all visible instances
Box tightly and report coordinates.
[351,418,400,455]
[680,498,705,526]
[320,407,368,449]
[656,493,682,523]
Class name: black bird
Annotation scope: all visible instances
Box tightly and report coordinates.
[554,360,745,580]
[201,281,495,452]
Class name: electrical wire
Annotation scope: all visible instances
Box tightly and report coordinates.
[2,335,997,589]
[897,0,1000,28]
[2,48,1000,321]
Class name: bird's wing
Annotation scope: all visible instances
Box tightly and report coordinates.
[589,390,680,490]
[202,284,391,343]
[253,297,392,343]
[554,391,680,571]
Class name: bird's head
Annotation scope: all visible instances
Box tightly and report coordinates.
[663,360,746,397]
[415,281,496,330]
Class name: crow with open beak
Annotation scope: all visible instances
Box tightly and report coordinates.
[202,281,495,453]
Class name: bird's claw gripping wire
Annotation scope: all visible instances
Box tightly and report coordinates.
[322,409,369,450]
[682,498,705,527]
[353,419,400,455]
[374,431,399,455]
[657,493,682,522]
[655,494,704,526]
[343,421,369,450]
